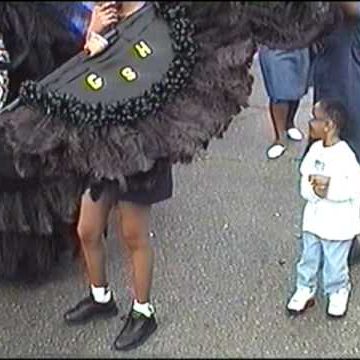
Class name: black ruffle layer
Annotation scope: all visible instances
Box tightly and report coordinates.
[0,176,84,280]
[2,3,340,192]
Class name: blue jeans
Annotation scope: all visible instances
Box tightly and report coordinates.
[296,232,352,295]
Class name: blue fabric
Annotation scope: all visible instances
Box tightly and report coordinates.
[312,22,360,162]
[258,47,310,102]
[44,2,93,39]
[296,232,352,295]
[312,25,353,106]
[71,2,94,36]
[344,22,360,162]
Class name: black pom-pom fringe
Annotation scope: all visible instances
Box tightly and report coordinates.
[18,2,197,129]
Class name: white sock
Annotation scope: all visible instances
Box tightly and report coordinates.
[132,299,155,318]
[90,285,112,304]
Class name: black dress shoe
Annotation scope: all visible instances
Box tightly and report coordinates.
[113,309,158,351]
[64,293,118,325]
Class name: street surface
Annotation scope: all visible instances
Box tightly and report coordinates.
[1,59,360,358]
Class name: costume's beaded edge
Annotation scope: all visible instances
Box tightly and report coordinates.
[18,2,197,128]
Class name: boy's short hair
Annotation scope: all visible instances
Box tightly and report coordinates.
[318,99,348,131]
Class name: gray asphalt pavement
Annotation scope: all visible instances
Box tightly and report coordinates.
[1,59,360,358]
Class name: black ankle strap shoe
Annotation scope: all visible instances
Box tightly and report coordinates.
[64,293,118,325]
[113,308,158,351]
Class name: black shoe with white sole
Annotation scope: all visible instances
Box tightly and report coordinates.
[113,309,158,351]
[64,293,118,325]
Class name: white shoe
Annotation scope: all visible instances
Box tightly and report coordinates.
[327,288,350,318]
[287,287,316,314]
[267,143,286,159]
[287,128,303,141]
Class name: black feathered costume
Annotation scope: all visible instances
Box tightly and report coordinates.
[0,1,342,280]
[0,2,86,280]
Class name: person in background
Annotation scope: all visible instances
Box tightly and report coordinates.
[258,47,311,160]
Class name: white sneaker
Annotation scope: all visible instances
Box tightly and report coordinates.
[287,128,303,141]
[327,288,350,318]
[267,143,286,159]
[287,287,316,314]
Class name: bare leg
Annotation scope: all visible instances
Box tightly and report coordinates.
[267,101,291,159]
[286,100,300,129]
[64,189,118,325]
[269,101,290,144]
[77,189,113,287]
[112,202,157,351]
[115,202,153,303]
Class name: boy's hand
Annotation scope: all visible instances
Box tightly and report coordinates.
[308,175,330,198]
[313,183,329,198]
[309,175,330,198]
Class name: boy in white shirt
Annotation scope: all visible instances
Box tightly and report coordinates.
[287,99,360,318]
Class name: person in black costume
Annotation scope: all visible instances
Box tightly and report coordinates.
[63,2,172,352]
[0,0,344,351]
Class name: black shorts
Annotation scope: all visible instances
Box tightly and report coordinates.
[90,159,173,205]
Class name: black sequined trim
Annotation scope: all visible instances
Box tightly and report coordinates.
[18,2,197,128]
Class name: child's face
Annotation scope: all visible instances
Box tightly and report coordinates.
[308,102,333,141]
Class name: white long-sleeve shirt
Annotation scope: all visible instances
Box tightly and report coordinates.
[300,140,360,241]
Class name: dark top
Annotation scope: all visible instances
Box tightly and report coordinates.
[343,21,360,161]
[312,24,354,105]
[312,18,360,162]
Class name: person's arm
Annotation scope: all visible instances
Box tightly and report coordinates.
[84,2,119,56]
[0,35,9,110]
[326,153,360,202]
[299,144,321,203]
[337,2,360,19]
[84,2,146,56]
[300,175,321,203]
[87,2,118,35]
[299,142,318,177]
